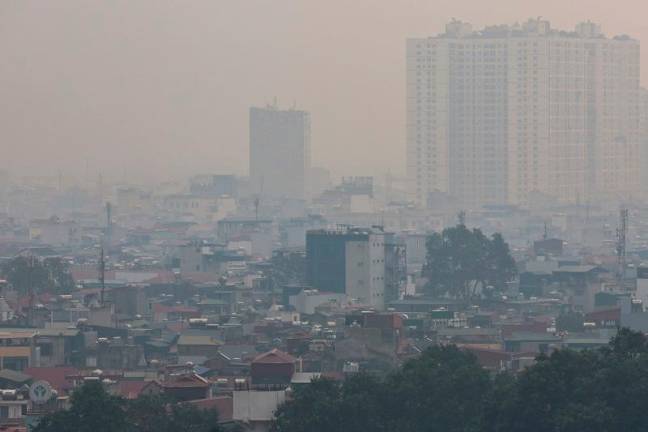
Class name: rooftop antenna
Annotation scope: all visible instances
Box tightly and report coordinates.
[616,208,629,288]
[254,176,264,221]
[105,202,112,236]
[27,255,36,327]
[97,173,104,200]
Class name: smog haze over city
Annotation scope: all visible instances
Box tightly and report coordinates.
[2,0,648,182]
[3,2,648,432]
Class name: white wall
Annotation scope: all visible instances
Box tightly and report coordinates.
[233,390,286,422]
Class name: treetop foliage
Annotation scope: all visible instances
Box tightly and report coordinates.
[33,381,224,432]
[1,255,75,295]
[272,328,648,432]
[422,224,516,299]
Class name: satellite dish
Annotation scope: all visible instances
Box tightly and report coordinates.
[29,380,53,405]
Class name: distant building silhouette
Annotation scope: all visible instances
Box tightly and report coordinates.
[249,105,311,200]
[408,19,640,208]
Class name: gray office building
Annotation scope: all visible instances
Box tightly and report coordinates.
[249,105,311,200]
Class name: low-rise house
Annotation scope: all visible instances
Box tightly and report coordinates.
[504,332,563,354]
[23,367,78,396]
[0,371,30,390]
[0,330,38,371]
[0,388,29,426]
[161,373,211,402]
[35,328,83,367]
[251,349,295,388]
[176,335,221,365]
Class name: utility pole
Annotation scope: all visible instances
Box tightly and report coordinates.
[104,202,112,249]
[254,197,260,222]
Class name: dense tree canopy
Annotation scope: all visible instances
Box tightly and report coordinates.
[34,381,224,432]
[272,346,491,432]
[273,329,648,432]
[1,256,75,294]
[266,250,306,290]
[422,224,516,299]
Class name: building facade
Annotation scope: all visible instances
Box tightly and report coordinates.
[249,105,311,201]
[407,19,640,208]
[306,227,387,310]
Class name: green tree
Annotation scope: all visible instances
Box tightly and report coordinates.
[385,346,491,432]
[1,256,74,295]
[556,311,585,333]
[485,233,517,292]
[273,346,489,432]
[484,329,648,432]
[42,257,75,293]
[422,225,516,299]
[125,394,171,432]
[268,250,306,289]
[272,377,342,432]
[35,382,223,432]
[166,402,221,432]
[272,329,648,432]
[34,381,128,432]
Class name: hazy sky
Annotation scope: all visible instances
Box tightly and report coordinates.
[2,0,647,184]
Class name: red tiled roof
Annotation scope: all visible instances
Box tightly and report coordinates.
[144,271,178,284]
[18,293,54,309]
[186,396,233,422]
[118,380,153,399]
[162,374,209,389]
[182,272,222,284]
[321,371,344,381]
[24,367,78,395]
[153,304,199,314]
[585,307,621,322]
[252,349,296,365]
[165,322,185,334]
[0,426,27,432]
[71,267,116,282]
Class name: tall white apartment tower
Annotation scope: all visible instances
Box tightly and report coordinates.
[250,105,311,200]
[407,19,640,208]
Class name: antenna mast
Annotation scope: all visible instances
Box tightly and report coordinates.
[27,255,35,327]
[99,248,106,305]
[616,208,629,288]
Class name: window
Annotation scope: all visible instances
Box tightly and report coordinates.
[38,343,53,356]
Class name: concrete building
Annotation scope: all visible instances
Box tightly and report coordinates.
[189,174,238,197]
[289,289,347,315]
[306,227,387,310]
[0,330,38,371]
[407,19,640,208]
[640,88,648,199]
[249,105,311,200]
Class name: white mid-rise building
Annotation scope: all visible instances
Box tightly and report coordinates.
[306,227,387,310]
[407,19,640,208]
